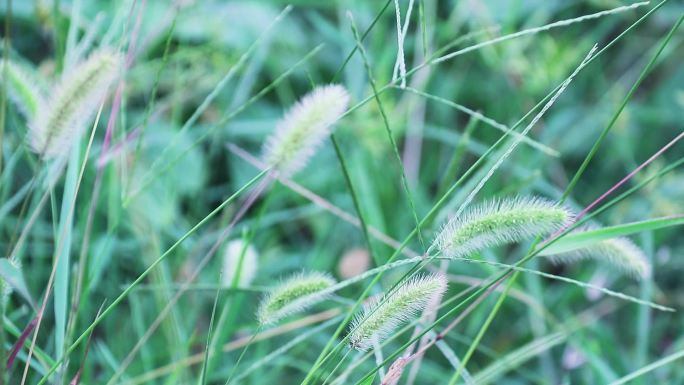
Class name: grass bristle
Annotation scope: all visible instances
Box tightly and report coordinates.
[262,84,350,177]
[348,274,447,351]
[28,49,123,159]
[550,235,651,279]
[257,271,336,325]
[435,196,573,258]
[1,61,45,119]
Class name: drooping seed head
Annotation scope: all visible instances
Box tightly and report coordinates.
[262,84,350,177]
[221,239,258,287]
[550,235,651,279]
[257,271,336,325]
[348,273,447,351]
[1,61,45,119]
[28,49,123,159]
[435,196,572,258]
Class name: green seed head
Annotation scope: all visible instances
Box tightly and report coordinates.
[262,84,350,177]
[436,196,572,258]
[257,271,336,325]
[28,49,123,159]
[1,61,45,119]
[348,274,447,351]
[551,233,651,279]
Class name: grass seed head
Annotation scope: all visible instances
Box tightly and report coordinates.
[1,61,45,119]
[550,235,651,279]
[348,273,447,351]
[262,84,350,177]
[257,271,336,325]
[28,49,123,159]
[435,196,572,258]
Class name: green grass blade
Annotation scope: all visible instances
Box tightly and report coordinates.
[608,348,684,385]
[35,168,269,385]
[539,216,684,256]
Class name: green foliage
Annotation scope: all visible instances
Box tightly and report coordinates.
[1,1,683,384]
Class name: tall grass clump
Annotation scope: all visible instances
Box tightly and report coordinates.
[7,2,684,385]
[348,274,447,351]
[262,84,350,176]
[435,196,572,257]
[27,49,123,159]
[257,271,336,325]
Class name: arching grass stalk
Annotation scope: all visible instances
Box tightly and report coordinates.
[206,189,278,378]
[354,155,684,385]
[19,102,104,385]
[340,40,596,382]
[257,255,670,326]
[447,14,684,384]
[335,0,659,127]
[231,317,343,384]
[303,2,668,381]
[123,36,321,207]
[35,169,269,385]
[198,271,222,385]
[430,1,649,65]
[131,5,293,194]
[112,77,350,383]
[62,14,179,372]
[349,12,427,252]
[106,174,274,385]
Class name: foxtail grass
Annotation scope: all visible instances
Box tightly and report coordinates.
[257,271,336,325]
[348,274,447,351]
[435,196,572,258]
[28,50,122,159]
[262,84,350,177]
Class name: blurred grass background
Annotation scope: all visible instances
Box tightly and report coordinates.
[1,0,684,384]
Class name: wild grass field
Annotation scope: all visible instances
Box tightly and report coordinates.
[1,0,683,384]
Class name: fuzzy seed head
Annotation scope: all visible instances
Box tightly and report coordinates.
[28,49,123,159]
[348,274,447,351]
[550,236,651,279]
[436,196,572,258]
[262,84,350,176]
[221,240,258,287]
[257,271,336,325]
[1,61,45,118]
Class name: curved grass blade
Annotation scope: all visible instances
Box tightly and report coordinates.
[538,216,684,256]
